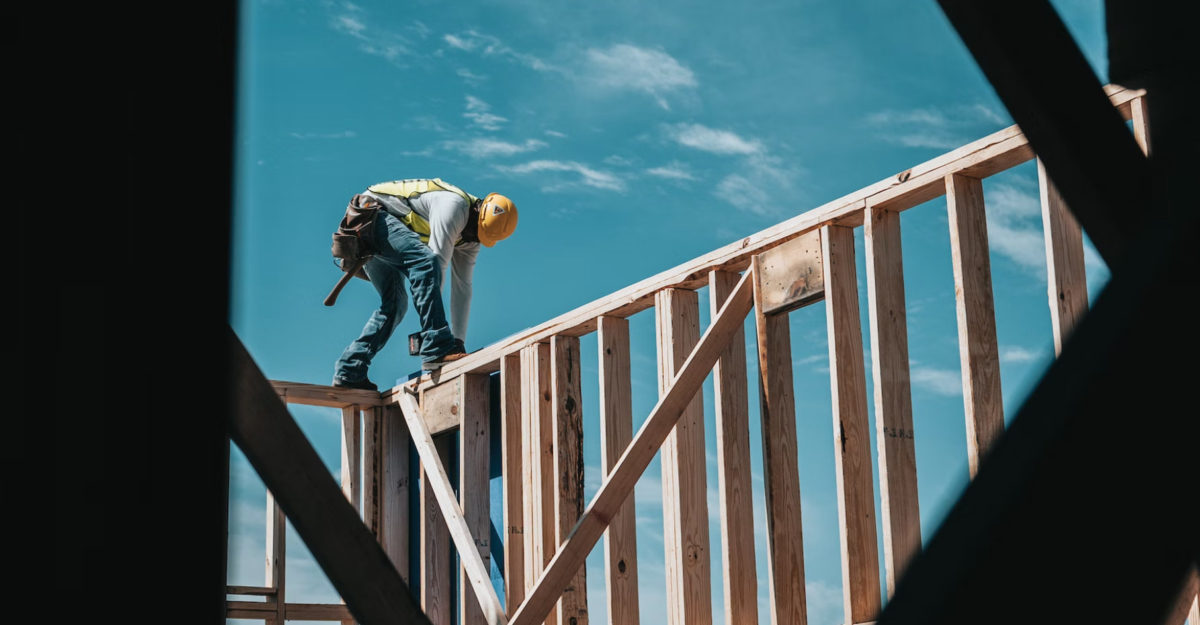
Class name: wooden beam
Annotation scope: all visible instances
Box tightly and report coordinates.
[461,374,493,625]
[945,174,1005,477]
[421,432,454,625]
[1130,94,1151,156]
[754,230,825,315]
[227,600,278,619]
[287,603,357,620]
[421,377,464,435]
[383,402,411,582]
[400,393,508,625]
[822,225,883,622]
[551,336,589,625]
[1164,566,1199,625]
[340,406,361,513]
[363,407,383,538]
[596,316,640,625]
[521,341,555,625]
[266,492,286,624]
[1038,159,1089,356]
[863,206,921,598]
[501,353,526,616]
[707,270,758,625]
[380,87,1142,397]
[509,270,755,625]
[227,585,277,596]
[933,0,1150,268]
[272,380,384,408]
[655,288,713,625]
[229,329,430,625]
[751,255,808,625]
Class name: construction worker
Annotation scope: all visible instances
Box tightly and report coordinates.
[332,178,517,390]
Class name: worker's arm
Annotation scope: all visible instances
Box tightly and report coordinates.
[449,244,479,341]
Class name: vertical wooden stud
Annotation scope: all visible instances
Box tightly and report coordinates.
[364,407,384,537]
[266,491,286,624]
[502,353,526,616]
[522,342,556,625]
[1130,94,1151,156]
[822,225,883,622]
[751,255,808,625]
[863,206,922,597]
[655,288,713,625]
[1038,159,1089,356]
[461,374,492,625]
[382,403,411,582]
[597,315,640,625]
[552,336,589,625]
[708,270,758,625]
[945,173,1005,477]
[421,434,454,625]
[341,406,362,513]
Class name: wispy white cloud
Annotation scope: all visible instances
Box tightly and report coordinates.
[805,580,845,625]
[330,9,411,63]
[442,30,554,72]
[1000,344,1042,364]
[456,67,487,85]
[582,44,697,110]
[499,159,625,192]
[441,137,547,158]
[544,129,567,139]
[667,123,762,155]
[289,130,358,140]
[866,103,1009,150]
[646,162,697,181]
[463,96,507,131]
[909,360,963,396]
[983,180,1048,277]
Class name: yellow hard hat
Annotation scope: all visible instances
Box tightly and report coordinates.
[477,193,517,247]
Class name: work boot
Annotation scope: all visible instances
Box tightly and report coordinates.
[423,341,468,370]
[332,377,378,391]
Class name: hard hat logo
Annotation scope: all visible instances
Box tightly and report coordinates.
[477,192,517,247]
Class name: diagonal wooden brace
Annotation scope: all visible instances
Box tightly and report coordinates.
[397,392,508,625]
[509,268,756,625]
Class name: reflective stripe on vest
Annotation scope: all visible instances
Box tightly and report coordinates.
[367,178,478,245]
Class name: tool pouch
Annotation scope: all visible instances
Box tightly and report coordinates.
[324,194,382,306]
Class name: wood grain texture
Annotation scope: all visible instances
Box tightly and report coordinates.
[272,380,384,408]
[421,377,464,435]
[822,225,883,622]
[751,255,808,625]
[461,374,493,625]
[552,336,589,625]
[381,86,1143,396]
[708,270,758,625]
[502,353,526,615]
[286,603,357,620]
[755,230,824,315]
[656,289,713,625]
[521,342,556,625]
[226,585,277,596]
[401,393,508,625]
[340,406,361,513]
[945,174,1005,477]
[267,492,286,624]
[863,206,921,598]
[597,316,640,625]
[1130,94,1150,156]
[363,407,383,538]
[509,271,754,625]
[383,403,411,582]
[1038,159,1089,356]
[421,432,454,625]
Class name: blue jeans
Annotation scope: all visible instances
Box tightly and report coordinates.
[334,212,456,383]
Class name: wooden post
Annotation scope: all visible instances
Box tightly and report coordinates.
[461,374,492,625]
[822,225,883,622]
[364,407,384,537]
[945,173,1005,477]
[382,403,411,582]
[422,433,454,625]
[863,206,922,597]
[1130,94,1151,156]
[1038,159,1089,356]
[708,270,758,625]
[597,316,640,625]
[341,406,362,513]
[266,491,286,624]
[552,336,589,625]
[522,342,556,625]
[655,288,713,625]
[751,255,808,625]
[502,353,526,616]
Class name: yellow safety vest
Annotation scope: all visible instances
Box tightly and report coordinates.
[367,178,478,245]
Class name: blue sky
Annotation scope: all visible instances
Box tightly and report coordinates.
[228,1,1113,623]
